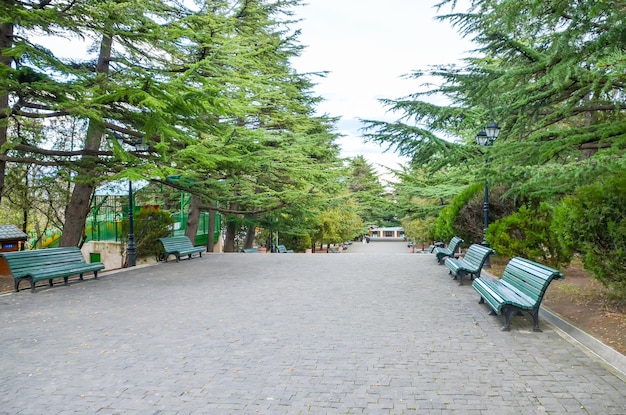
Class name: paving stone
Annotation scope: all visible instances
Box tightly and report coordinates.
[0,241,624,414]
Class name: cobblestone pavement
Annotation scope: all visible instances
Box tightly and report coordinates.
[1,241,625,414]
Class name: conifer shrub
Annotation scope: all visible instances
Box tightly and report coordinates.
[486,203,569,268]
[121,207,175,261]
[552,175,626,300]
[434,183,483,241]
[435,183,516,245]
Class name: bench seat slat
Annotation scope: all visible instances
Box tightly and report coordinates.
[477,278,536,310]
[444,244,495,285]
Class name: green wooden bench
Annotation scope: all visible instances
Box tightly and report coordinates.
[444,243,495,285]
[241,247,259,253]
[428,241,444,253]
[158,236,205,262]
[0,247,105,293]
[472,257,564,332]
[276,244,294,253]
[433,236,464,264]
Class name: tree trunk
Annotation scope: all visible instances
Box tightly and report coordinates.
[243,225,255,249]
[207,204,216,253]
[59,33,112,247]
[185,194,202,244]
[0,22,14,204]
[224,219,236,252]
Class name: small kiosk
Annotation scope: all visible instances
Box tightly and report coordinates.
[0,224,28,276]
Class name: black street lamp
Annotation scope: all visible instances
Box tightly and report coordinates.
[475,121,500,252]
[126,139,149,267]
[127,179,136,267]
[108,133,148,267]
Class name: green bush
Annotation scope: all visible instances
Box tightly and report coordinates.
[121,207,174,261]
[401,216,436,245]
[487,203,569,268]
[280,233,311,253]
[552,174,626,300]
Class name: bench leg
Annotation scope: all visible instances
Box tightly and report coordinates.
[63,277,69,286]
[501,306,514,331]
[79,273,84,281]
[458,271,466,286]
[478,297,498,315]
[94,271,99,280]
[531,309,542,332]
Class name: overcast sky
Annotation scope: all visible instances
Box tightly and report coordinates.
[291,0,473,176]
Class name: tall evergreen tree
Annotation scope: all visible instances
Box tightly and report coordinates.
[346,156,397,227]
[1,0,345,250]
[363,0,626,197]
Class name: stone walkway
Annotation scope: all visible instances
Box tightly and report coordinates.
[1,241,625,414]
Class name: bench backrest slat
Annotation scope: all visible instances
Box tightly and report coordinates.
[462,244,495,270]
[501,257,564,304]
[448,236,463,253]
[159,236,196,249]
[0,247,89,277]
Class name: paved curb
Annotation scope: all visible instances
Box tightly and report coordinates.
[540,307,626,381]
[479,269,626,381]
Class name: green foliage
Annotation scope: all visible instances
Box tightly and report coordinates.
[401,216,436,245]
[434,183,483,241]
[392,163,477,222]
[487,203,568,268]
[364,0,626,296]
[121,207,174,261]
[552,174,626,300]
[1,0,349,251]
[314,202,364,247]
[346,156,397,227]
[277,233,311,253]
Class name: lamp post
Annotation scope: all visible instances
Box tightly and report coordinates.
[475,121,500,254]
[109,133,148,267]
[127,179,136,267]
[118,138,148,268]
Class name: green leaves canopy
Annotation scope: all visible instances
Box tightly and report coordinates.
[1,0,347,245]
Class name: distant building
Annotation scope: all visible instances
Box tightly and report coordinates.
[368,226,404,239]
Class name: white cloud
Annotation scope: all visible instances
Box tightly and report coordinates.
[291,0,474,174]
